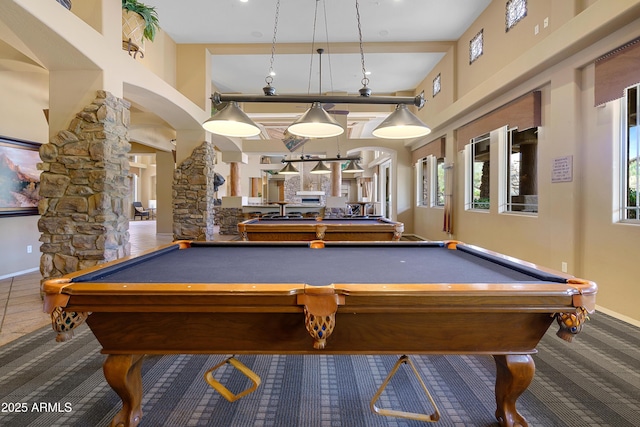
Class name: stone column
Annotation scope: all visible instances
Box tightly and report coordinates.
[38,91,131,282]
[173,141,216,240]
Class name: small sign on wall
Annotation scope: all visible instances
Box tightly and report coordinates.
[552,155,573,183]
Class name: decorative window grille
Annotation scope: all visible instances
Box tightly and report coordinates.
[506,0,527,32]
[433,74,441,97]
[470,29,484,64]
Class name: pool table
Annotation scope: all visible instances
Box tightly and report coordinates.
[43,240,596,427]
[238,217,404,241]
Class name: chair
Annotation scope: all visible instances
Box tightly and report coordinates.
[133,202,150,220]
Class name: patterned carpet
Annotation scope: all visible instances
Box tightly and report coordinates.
[0,312,638,427]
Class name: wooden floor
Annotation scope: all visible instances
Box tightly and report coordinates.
[0,220,232,347]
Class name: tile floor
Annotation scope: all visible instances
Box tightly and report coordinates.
[0,220,233,347]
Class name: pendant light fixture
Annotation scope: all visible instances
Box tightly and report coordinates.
[372,104,432,139]
[287,46,344,138]
[310,160,332,174]
[287,102,343,138]
[201,102,261,138]
[278,162,299,174]
[284,4,343,139]
[279,155,360,171]
[342,159,364,173]
[201,0,431,140]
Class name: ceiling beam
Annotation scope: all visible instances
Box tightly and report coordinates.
[200,41,454,55]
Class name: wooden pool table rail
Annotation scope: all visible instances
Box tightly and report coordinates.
[238,217,404,241]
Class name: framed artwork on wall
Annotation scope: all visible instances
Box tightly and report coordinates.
[0,136,42,217]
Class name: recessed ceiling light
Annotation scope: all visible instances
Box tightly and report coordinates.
[251,31,263,38]
[379,29,389,37]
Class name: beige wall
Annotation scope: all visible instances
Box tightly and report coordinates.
[412,1,640,324]
[0,69,48,141]
[0,66,49,277]
[416,45,455,125]
[456,0,557,96]
[0,0,186,275]
[579,63,639,324]
[0,216,41,278]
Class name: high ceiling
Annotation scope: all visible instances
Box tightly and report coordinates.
[143,0,492,97]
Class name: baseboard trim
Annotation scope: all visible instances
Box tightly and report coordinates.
[596,305,640,328]
[0,267,39,281]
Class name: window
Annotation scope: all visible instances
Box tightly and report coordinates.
[470,29,484,64]
[503,128,538,213]
[433,74,441,97]
[417,156,445,207]
[622,84,639,220]
[435,157,445,207]
[417,158,429,206]
[467,134,490,210]
[506,0,527,32]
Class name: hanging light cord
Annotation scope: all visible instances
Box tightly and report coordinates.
[264,0,281,94]
[307,0,321,95]
[213,0,425,109]
[355,0,371,96]
[322,0,334,94]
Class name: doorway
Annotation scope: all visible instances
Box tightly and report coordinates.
[379,160,392,218]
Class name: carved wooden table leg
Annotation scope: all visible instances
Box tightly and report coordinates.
[104,354,145,427]
[493,354,534,427]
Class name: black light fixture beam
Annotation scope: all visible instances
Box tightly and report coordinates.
[211,92,426,109]
[282,155,361,164]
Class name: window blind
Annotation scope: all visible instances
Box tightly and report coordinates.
[411,137,445,164]
[456,91,541,151]
[594,37,640,106]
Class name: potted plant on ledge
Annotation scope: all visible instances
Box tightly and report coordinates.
[122,0,159,58]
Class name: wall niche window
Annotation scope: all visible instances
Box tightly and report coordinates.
[506,0,527,31]
[467,133,490,210]
[622,84,639,220]
[503,127,538,213]
[469,29,484,64]
[433,74,441,97]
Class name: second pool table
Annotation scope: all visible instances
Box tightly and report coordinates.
[43,240,596,427]
[238,216,404,241]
